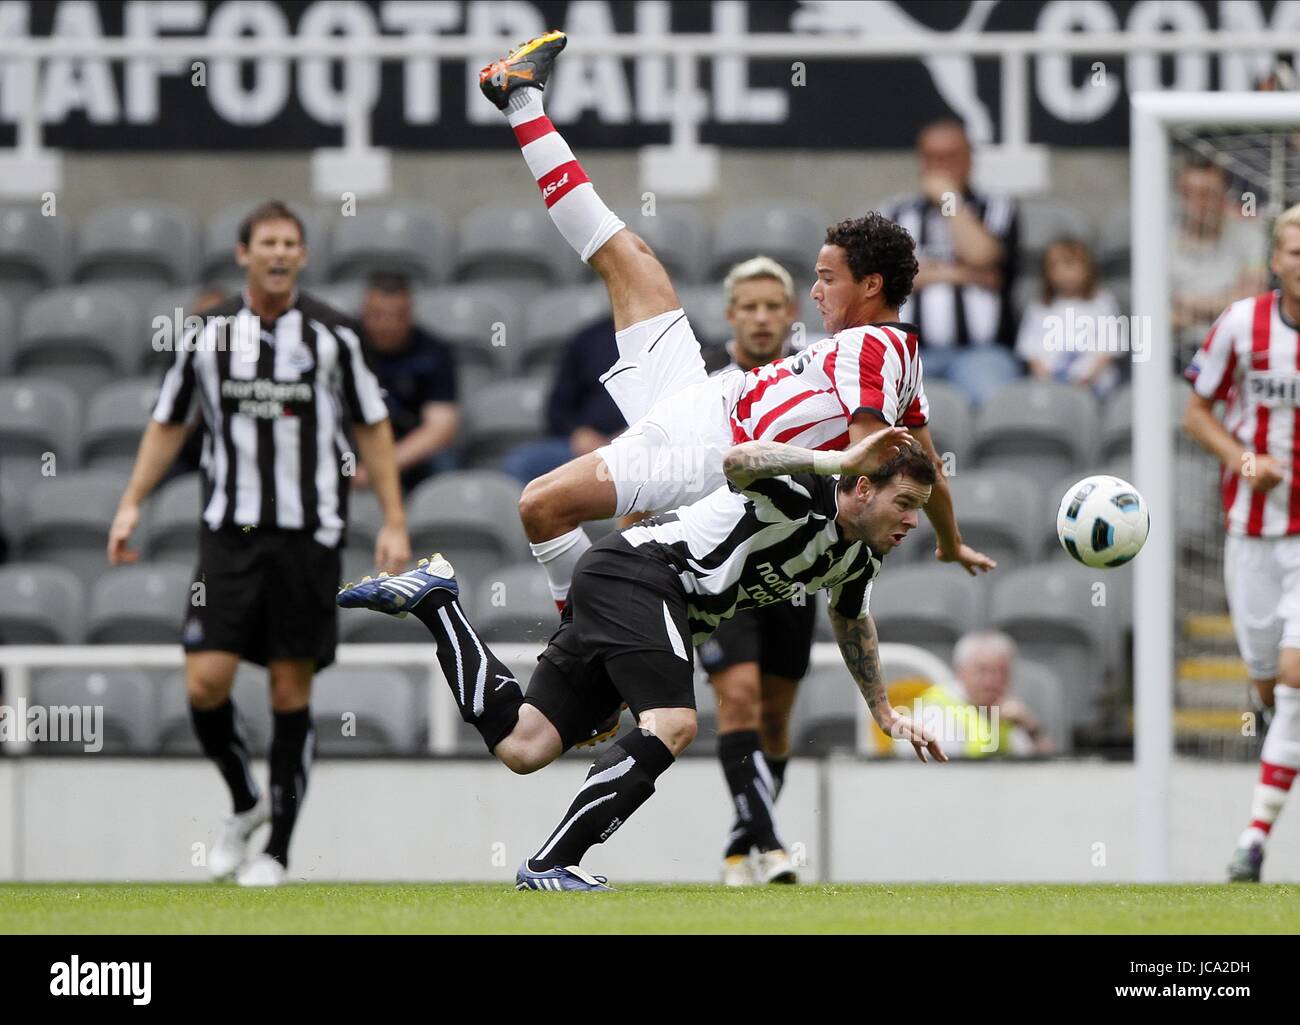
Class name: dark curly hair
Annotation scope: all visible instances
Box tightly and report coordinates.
[837,439,936,495]
[823,213,919,310]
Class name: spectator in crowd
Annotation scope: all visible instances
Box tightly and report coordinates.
[359,274,460,493]
[501,317,625,486]
[883,118,1021,407]
[1171,159,1268,359]
[1015,238,1121,398]
[914,631,1053,759]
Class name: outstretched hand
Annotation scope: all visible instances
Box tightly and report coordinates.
[840,426,912,477]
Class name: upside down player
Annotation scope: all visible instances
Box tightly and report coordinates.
[1183,202,1300,882]
[337,427,947,890]
[476,31,995,615]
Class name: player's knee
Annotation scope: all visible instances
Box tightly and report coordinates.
[645,709,697,754]
[495,736,546,775]
[519,478,568,540]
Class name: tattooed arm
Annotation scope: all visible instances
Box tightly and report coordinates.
[722,427,912,490]
[829,607,947,764]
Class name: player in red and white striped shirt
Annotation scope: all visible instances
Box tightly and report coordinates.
[479,31,993,609]
[1184,202,1300,881]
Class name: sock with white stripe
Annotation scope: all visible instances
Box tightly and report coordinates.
[1238,684,1300,849]
[190,699,259,814]
[264,707,314,868]
[528,728,675,872]
[410,594,525,750]
[767,754,789,799]
[530,527,592,611]
[720,730,783,858]
[505,89,624,263]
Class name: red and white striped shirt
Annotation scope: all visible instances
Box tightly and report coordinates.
[1185,290,1300,537]
[729,322,928,450]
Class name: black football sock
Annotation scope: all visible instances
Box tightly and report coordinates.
[264,707,315,868]
[719,730,783,856]
[413,595,523,750]
[528,728,675,872]
[767,754,789,800]
[190,699,259,813]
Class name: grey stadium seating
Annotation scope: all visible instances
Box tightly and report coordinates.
[16,470,129,586]
[156,665,273,755]
[0,378,80,485]
[619,204,711,284]
[1012,659,1071,755]
[1016,196,1094,265]
[455,203,575,285]
[0,563,84,644]
[87,563,193,645]
[82,378,159,474]
[30,667,157,755]
[461,377,547,467]
[972,379,1101,481]
[790,662,863,756]
[73,201,200,290]
[309,667,421,756]
[1097,201,1132,279]
[709,201,828,283]
[866,563,987,664]
[406,470,529,588]
[143,473,203,562]
[0,203,67,310]
[413,284,522,376]
[328,202,450,285]
[342,487,384,552]
[943,468,1047,568]
[675,284,732,348]
[920,378,974,472]
[15,285,139,399]
[520,284,610,375]
[473,560,560,645]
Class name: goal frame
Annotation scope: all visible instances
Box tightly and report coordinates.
[1132,91,1300,881]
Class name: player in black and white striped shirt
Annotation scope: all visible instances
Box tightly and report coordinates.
[338,425,947,890]
[108,201,411,887]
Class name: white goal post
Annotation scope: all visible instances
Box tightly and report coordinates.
[1132,91,1300,882]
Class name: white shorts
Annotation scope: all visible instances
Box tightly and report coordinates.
[598,308,709,426]
[1224,534,1300,680]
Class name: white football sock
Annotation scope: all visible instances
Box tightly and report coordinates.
[530,527,593,608]
[1238,683,1300,848]
[505,89,624,263]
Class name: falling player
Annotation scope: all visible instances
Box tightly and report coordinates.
[338,426,946,889]
[1183,202,1300,882]
[476,31,995,614]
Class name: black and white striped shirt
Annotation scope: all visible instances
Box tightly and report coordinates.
[620,473,880,643]
[152,292,389,547]
[884,191,1019,349]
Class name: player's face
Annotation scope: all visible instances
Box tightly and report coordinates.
[237,218,307,299]
[728,277,795,366]
[362,290,414,353]
[1271,224,1300,305]
[845,474,931,552]
[811,245,881,333]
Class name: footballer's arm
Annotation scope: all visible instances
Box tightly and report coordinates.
[722,426,912,490]
[829,607,946,764]
[1183,391,1284,493]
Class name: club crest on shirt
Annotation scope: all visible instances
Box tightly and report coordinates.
[288,346,315,373]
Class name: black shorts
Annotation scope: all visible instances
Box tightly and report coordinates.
[527,536,696,743]
[696,594,818,681]
[182,526,341,670]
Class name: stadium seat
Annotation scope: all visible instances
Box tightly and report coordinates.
[789,664,865,757]
[82,378,159,473]
[412,284,522,375]
[342,487,384,551]
[1102,377,1191,463]
[943,468,1046,568]
[520,285,610,375]
[1097,201,1131,279]
[15,285,139,399]
[455,203,573,285]
[1013,659,1071,755]
[461,377,547,468]
[0,203,67,309]
[0,563,84,644]
[1016,196,1094,265]
[708,201,827,283]
[73,201,200,289]
[619,204,711,284]
[0,293,14,374]
[406,470,529,586]
[675,284,732,348]
[990,564,1117,733]
[16,470,130,586]
[867,563,986,664]
[87,563,192,644]
[156,665,271,754]
[920,379,974,471]
[144,473,203,561]
[473,561,559,644]
[203,201,327,286]
[30,668,157,755]
[311,281,365,319]
[0,474,21,557]
[328,202,450,285]
[309,667,420,756]
[0,378,80,484]
[972,379,1101,481]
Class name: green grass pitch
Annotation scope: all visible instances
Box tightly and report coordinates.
[2,883,1298,934]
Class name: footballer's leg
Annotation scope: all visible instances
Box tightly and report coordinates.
[709,658,768,886]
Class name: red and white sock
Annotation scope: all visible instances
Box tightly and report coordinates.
[1238,684,1300,848]
[505,89,624,263]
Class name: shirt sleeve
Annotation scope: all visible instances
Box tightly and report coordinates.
[732,472,817,525]
[829,571,873,620]
[151,324,202,424]
[899,347,928,428]
[1184,303,1242,402]
[334,323,391,425]
[831,331,900,424]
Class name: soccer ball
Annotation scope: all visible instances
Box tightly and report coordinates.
[1055,475,1149,568]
